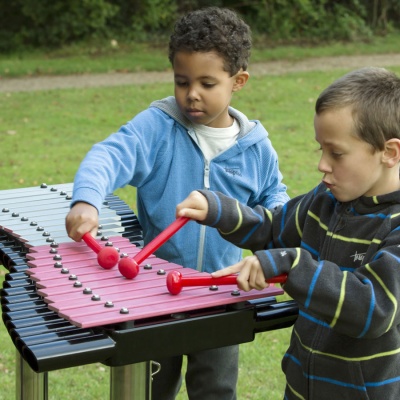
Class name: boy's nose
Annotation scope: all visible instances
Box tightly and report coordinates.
[317,155,330,173]
[187,86,200,101]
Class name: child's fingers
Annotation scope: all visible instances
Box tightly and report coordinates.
[65,203,99,241]
[237,256,266,291]
[176,191,208,220]
[252,269,269,290]
[211,263,243,278]
[176,208,206,221]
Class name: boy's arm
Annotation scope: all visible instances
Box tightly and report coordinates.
[68,108,170,240]
[177,185,323,252]
[180,187,400,339]
[214,207,400,340]
[177,189,274,252]
[66,124,146,241]
[72,107,171,211]
[256,237,400,340]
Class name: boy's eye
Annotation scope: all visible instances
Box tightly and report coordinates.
[329,148,344,158]
[331,152,343,158]
[317,147,343,158]
[202,82,215,88]
[175,80,188,87]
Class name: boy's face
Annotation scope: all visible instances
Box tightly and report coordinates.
[315,107,395,202]
[172,51,247,128]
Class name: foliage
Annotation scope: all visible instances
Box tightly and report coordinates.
[108,0,178,41]
[0,0,118,50]
[238,0,373,42]
[0,0,399,51]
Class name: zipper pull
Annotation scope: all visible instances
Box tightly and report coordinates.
[204,161,210,189]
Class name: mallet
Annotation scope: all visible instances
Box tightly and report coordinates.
[166,270,288,295]
[82,232,120,269]
[118,216,190,279]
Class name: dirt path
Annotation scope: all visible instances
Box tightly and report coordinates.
[1,53,400,93]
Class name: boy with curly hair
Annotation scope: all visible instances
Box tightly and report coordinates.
[177,67,400,400]
[66,7,288,399]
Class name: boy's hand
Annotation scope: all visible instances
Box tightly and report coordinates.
[211,255,268,292]
[65,202,99,241]
[176,191,208,222]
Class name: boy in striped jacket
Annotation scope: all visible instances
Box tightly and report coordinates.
[176,67,400,399]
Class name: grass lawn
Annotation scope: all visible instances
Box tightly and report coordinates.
[1,38,400,399]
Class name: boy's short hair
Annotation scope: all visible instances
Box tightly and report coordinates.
[168,7,252,76]
[315,67,400,151]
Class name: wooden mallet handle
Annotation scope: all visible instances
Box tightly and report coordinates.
[134,217,190,265]
[166,270,288,295]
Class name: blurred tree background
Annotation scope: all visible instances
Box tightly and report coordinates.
[0,0,399,52]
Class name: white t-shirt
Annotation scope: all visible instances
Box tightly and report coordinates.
[193,118,240,161]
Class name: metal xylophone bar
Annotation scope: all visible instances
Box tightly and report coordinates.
[1,183,298,400]
[1,190,142,248]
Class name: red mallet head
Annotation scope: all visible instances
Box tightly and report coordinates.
[118,256,139,279]
[166,270,183,295]
[97,246,120,269]
[82,232,119,269]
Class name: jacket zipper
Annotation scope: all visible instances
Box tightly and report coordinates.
[196,160,210,271]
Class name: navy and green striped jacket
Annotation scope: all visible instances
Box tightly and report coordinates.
[200,183,400,400]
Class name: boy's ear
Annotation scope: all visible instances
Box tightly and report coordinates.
[232,70,250,92]
[382,138,400,168]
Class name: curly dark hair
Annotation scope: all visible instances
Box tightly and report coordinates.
[168,7,252,76]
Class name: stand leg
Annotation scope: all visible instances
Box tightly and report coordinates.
[16,351,48,400]
[110,362,151,400]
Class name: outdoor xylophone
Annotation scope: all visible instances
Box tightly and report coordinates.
[1,183,298,400]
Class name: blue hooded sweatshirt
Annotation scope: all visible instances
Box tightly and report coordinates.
[71,96,289,272]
